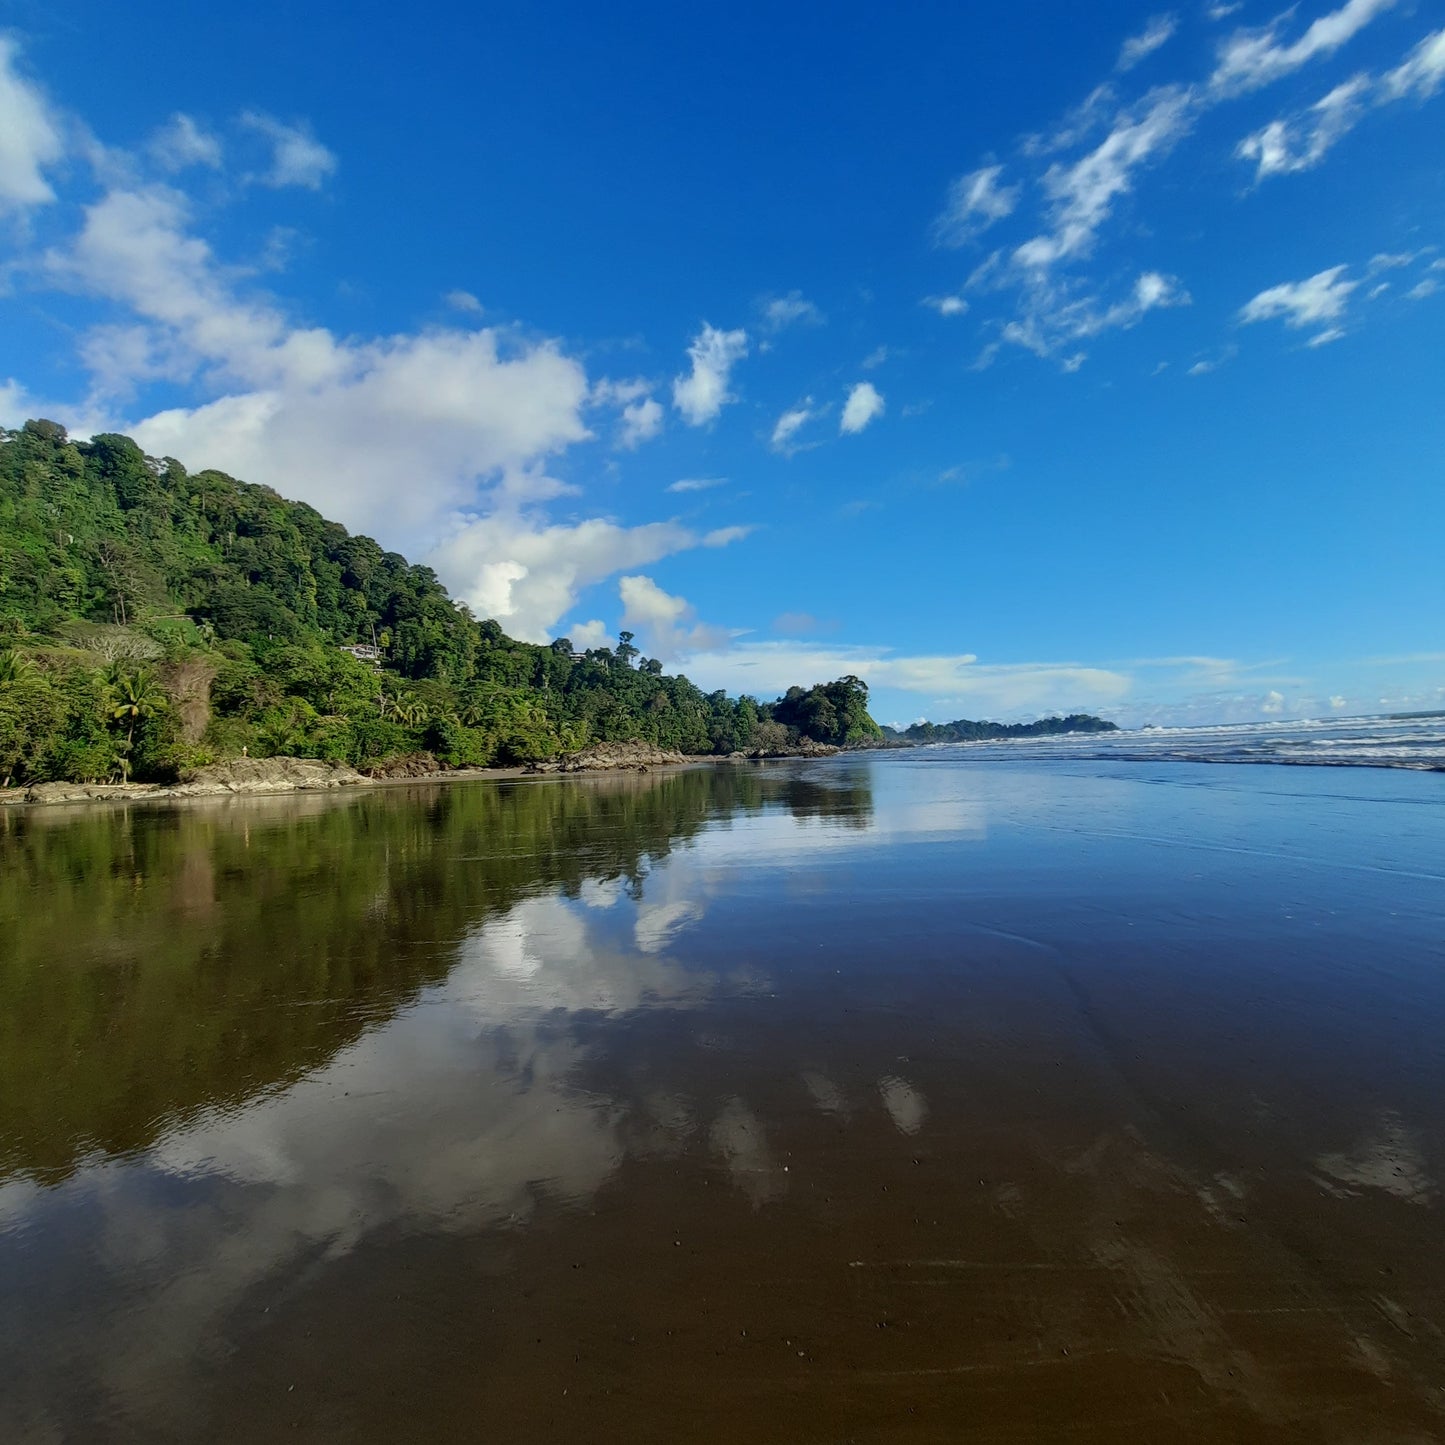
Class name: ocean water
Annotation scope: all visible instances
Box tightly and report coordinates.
[1,754,1443,1441]
[915,713,1445,769]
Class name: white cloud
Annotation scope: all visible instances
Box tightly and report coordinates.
[671,323,748,426]
[770,397,820,453]
[429,515,746,641]
[1261,689,1285,714]
[1021,84,1118,158]
[1406,277,1439,301]
[677,640,1133,715]
[566,619,610,650]
[1306,326,1345,346]
[932,165,1020,247]
[618,575,730,661]
[42,183,600,547]
[1237,74,1372,178]
[839,381,885,435]
[1210,0,1398,96]
[444,289,483,314]
[761,290,823,330]
[860,345,891,369]
[666,477,726,494]
[1239,264,1357,336]
[0,36,65,213]
[1119,14,1179,71]
[1382,27,1445,99]
[1014,86,1195,271]
[239,111,337,189]
[149,113,222,172]
[1002,270,1189,359]
[618,396,663,448]
[922,293,968,316]
[703,525,753,547]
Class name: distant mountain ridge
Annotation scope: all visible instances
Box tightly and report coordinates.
[882,714,1118,744]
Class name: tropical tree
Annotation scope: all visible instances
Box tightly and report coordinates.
[109,668,167,752]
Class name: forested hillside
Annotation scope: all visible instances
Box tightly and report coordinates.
[883,714,1118,743]
[0,419,880,785]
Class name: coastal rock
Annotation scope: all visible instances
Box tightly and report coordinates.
[530,740,691,774]
[174,757,371,794]
[360,752,446,780]
[3,757,372,808]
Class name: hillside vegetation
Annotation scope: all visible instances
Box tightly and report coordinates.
[0,419,880,785]
[883,714,1118,744]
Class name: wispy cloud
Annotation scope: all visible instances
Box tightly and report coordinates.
[1239,264,1357,338]
[760,289,823,331]
[1118,13,1179,71]
[1382,27,1445,99]
[932,164,1020,247]
[770,397,821,454]
[239,111,337,189]
[665,477,726,494]
[671,323,748,426]
[1237,74,1372,178]
[148,113,222,173]
[1210,0,1399,96]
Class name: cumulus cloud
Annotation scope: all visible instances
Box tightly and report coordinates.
[618,396,663,448]
[770,397,820,454]
[40,184,605,544]
[671,323,748,426]
[1210,0,1398,96]
[839,381,885,434]
[148,113,222,172]
[429,516,748,641]
[760,290,823,330]
[618,574,731,661]
[0,36,65,213]
[1239,264,1357,337]
[932,165,1020,247]
[566,619,610,650]
[1118,14,1179,71]
[1237,75,1372,178]
[1261,689,1285,714]
[239,111,337,189]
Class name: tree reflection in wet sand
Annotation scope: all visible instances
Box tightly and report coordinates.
[2,757,1445,1443]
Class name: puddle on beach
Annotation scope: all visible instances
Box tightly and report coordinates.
[2,756,1444,1442]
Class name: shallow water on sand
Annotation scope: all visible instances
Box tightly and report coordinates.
[2,756,1444,1442]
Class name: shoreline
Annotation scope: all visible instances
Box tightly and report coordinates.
[0,743,848,813]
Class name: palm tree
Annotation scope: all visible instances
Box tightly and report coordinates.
[109,668,167,752]
[0,651,36,686]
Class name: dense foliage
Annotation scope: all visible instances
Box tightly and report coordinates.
[883,713,1118,743]
[0,420,881,784]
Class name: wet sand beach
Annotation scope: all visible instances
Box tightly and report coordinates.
[2,754,1443,1441]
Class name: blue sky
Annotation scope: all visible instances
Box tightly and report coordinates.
[1,0,1442,726]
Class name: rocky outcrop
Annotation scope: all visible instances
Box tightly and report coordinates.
[359,752,447,780]
[526,740,691,774]
[1,757,371,808]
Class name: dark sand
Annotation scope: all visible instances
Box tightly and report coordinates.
[2,756,1442,1441]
